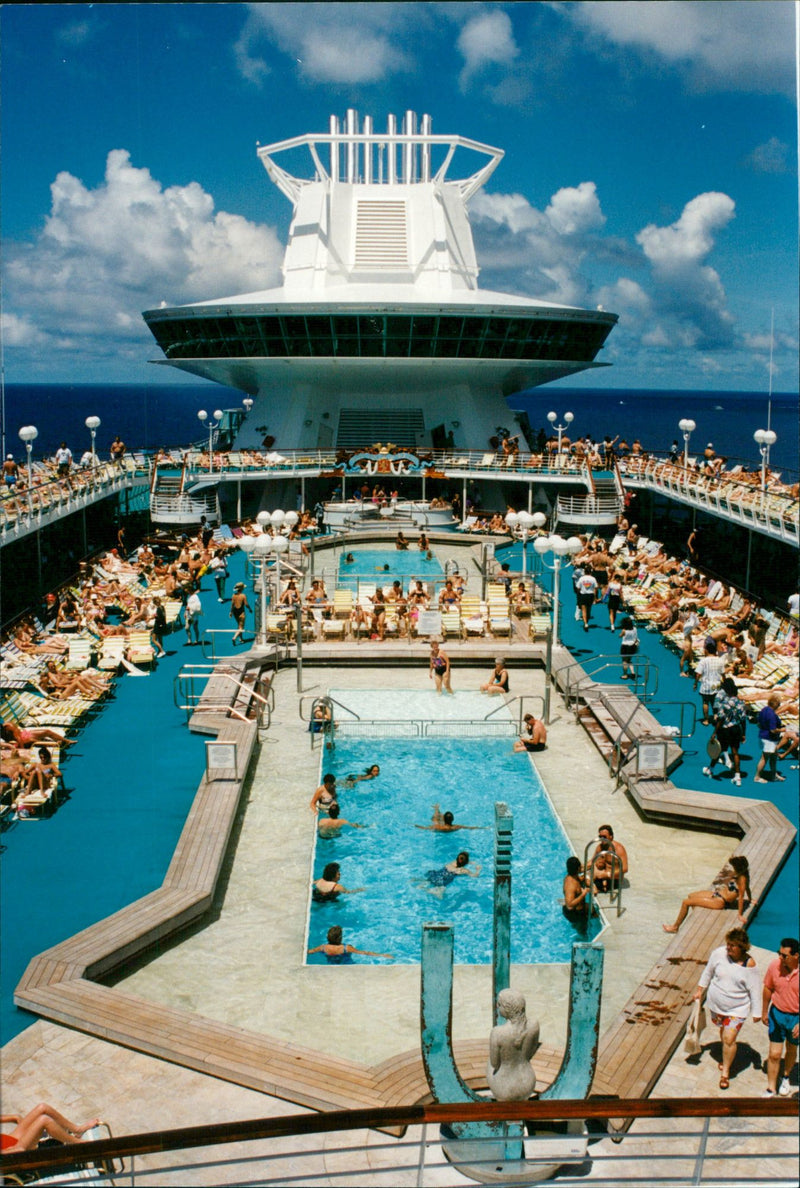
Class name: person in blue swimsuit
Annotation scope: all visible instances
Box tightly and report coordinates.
[311,862,364,902]
[421,851,481,898]
[308,925,392,963]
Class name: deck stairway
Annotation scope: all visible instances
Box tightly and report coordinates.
[150,467,220,526]
[575,684,683,774]
[556,469,624,527]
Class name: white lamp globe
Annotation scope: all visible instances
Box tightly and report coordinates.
[531,512,547,529]
[763,430,777,446]
[253,534,273,557]
[213,409,223,421]
[551,535,570,556]
[272,534,289,555]
[283,510,299,529]
[197,410,208,423]
[270,509,286,527]
[19,426,38,444]
[505,511,520,530]
[85,416,101,432]
[238,536,256,554]
[564,412,574,424]
[533,536,552,555]
[566,536,583,555]
[517,510,536,530]
[256,510,272,530]
[547,411,557,424]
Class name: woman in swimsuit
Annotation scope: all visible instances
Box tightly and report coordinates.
[1,1105,101,1154]
[663,856,755,933]
[422,851,481,897]
[343,764,380,788]
[429,640,453,695]
[229,583,251,645]
[308,925,392,962]
[309,773,337,815]
[481,658,509,695]
[311,862,364,902]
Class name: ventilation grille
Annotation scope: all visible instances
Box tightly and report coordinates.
[354,200,408,270]
[336,408,424,449]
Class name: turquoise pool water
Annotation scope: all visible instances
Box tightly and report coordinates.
[337,548,444,589]
[307,690,598,965]
[502,541,799,946]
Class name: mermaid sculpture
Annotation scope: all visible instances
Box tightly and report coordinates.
[486,988,541,1101]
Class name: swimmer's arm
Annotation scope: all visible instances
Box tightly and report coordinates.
[340,885,365,894]
[349,946,394,958]
[307,944,326,955]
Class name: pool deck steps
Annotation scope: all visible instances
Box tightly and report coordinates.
[13,650,796,1123]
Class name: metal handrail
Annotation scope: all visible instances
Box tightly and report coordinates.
[174,664,273,723]
[560,655,656,712]
[582,839,624,917]
[2,1099,794,1185]
[647,699,698,740]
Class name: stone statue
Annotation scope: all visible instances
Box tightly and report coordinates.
[486,988,541,1101]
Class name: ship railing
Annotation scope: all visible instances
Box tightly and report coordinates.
[173,663,273,728]
[1,1098,794,1187]
[558,654,657,712]
[0,463,148,540]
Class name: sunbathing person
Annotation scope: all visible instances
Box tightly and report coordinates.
[1,721,74,748]
[663,856,754,933]
[23,745,62,794]
[1,1104,101,1153]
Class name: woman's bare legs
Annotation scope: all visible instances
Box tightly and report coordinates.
[7,1103,100,1151]
[719,1024,740,1086]
[663,891,725,932]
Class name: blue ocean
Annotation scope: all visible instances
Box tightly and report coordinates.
[3,383,798,476]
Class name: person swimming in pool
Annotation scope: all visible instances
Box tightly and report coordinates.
[317,803,368,837]
[344,553,356,564]
[420,851,481,898]
[414,804,487,832]
[308,925,392,962]
[309,773,337,815]
[343,764,380,788]
[311,862,364,902]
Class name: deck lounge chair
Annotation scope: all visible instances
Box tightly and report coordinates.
[126,630,156,667]
[65,637,95,671]
[97,636,127,671]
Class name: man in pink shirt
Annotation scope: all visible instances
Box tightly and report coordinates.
[762,937,799,1097]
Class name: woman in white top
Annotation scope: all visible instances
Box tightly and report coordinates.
[692,928,760,1090]
[619,617,639,679]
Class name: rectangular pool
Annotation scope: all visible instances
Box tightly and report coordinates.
[337,548,444,589]
[307,690,599,965]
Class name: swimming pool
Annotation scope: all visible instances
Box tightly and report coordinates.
[336,548,444,589]
[306,690,599,965]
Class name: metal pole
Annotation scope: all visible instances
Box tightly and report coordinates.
[295,601,303,692]
[462,476,466,526]
[552,557,561,646]
[208,424,213,473]
[521,531,527,580]
[237,479,241,522]
[544,628,552,724]
[259,560,267,647]
[527,482,532,514]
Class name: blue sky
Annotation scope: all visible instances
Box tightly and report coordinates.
[1,1,797,392]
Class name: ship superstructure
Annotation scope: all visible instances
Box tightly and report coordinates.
[143,111,617,451]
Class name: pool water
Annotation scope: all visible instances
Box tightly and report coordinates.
[337,548,444,589]
[307,691,599,965]
[502,541,799,946]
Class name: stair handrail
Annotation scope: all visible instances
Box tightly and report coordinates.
[612,453,627,499]
[173,664,272,724]
[582,840,624,917]
[581,458,597,497]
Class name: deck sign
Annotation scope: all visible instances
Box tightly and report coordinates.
[416,610,442,637]
[205,741,238,781]
[635,740,668,778]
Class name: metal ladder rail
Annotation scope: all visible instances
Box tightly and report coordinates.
[563,654,656,714]
[598,687,658,776]
[174,664,274,725]
[582,840,624,918]
[482,694,546,732]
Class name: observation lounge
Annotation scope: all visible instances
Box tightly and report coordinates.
[143,111,617,452]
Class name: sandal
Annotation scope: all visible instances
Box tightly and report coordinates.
[719,1075,730,1090]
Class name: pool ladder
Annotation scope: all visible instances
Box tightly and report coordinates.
[583,836,625,917]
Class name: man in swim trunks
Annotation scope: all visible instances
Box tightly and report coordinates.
[513,714,547,752]
[762,937,798,1097]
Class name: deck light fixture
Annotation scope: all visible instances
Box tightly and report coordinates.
[547,410,574,460]
[754,428,777,491]
[678,418,696,468]
[85,416,101,472]
[197,409,224,474]
[18,425,38,512]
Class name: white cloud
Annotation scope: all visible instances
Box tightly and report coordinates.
[3,150,284,365]
[457,10,519,83]
[545,182,605,236]
[562,0,795,96]
[744,136,789,174]
[235,3,414,86]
